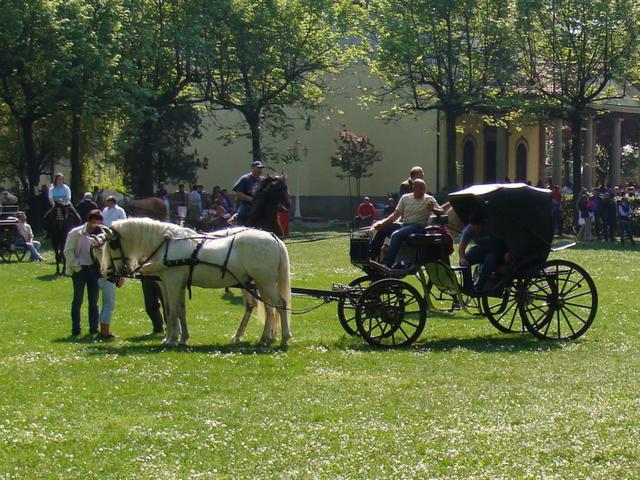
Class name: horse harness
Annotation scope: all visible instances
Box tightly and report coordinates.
[106,227,262,299]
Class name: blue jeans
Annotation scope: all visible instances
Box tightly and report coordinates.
[464,244,506,289]
[98,278,116,325]
[26,240,41,260]
[369,223,426,266]
[71,266,100,334]
[620,219,635,243]
[236,203,250,225]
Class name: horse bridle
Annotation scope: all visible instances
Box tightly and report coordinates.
[105,227,168,282]
[105,229,129,281]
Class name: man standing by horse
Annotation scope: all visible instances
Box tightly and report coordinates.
[64,210,104,336]
[233,160,265,225]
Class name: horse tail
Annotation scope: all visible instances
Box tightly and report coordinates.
[254,238,290,333]
[277,237,292,330]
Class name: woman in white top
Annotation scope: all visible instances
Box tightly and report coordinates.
[49,173,72,204]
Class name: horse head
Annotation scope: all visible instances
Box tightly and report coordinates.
[96,226,129,280]
[0,190,18,205]
[255,176,291,212]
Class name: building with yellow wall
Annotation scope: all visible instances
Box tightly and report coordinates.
[189,69,547,219]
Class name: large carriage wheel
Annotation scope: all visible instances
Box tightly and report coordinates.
[519,260,598,340]
[14,247,27,262]
[481,283,526,333]
[336,275,372,336]
[0,232,12,262]
[355,279,427,347]
[13,232,28,262]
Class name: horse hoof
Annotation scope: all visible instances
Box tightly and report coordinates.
[162,339,177,347]
[231,335,241,343]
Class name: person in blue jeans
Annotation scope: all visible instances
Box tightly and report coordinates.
[458,212,510,291]
[369,179,444,267]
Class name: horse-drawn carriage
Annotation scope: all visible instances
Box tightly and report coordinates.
[0,205,28,262]
[294,183,598,347]
[94,180,597,349]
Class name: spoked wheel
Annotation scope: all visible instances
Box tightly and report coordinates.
[355,279,427,347]
[0,234,11,262]
[337,275,372,336]
[14,247,27,262]
[482,283,526,333]
[519,260,598,340]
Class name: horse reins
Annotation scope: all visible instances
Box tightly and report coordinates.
[105,227,330,314]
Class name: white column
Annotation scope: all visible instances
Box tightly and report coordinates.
[583,118,594,190]
[611,117,623,187]
[552,118,563,186]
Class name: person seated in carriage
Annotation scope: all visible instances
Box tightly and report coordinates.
[7,211,46,262]
[458,211,511,292]
[369,178,444,268]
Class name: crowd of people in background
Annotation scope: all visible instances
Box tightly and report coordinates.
[351,175,639,247]
[154,180,235,229]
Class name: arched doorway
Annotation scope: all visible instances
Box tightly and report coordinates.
[516,141,528,182]
[462,138,475,187]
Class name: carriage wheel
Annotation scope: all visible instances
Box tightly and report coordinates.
[482,283,526,333]
[337,275,372,336]
[355,279,426,348]
[14,247,27,262]
[0,233,11,262]
[519,260,598,340]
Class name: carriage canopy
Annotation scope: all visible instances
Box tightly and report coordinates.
[448,183,553,265]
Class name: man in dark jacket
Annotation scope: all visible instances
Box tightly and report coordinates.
[75,192,99,222]
[600,192,617,242]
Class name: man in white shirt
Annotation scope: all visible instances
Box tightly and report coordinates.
[102,196,127,227]
[187,185,202,224]
[369,179,444,267]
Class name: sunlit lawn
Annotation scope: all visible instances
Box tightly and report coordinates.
[1,234,639,479]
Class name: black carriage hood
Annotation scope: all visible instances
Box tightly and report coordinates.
[448,183,553,265]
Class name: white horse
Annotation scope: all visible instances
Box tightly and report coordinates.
[97,218,292,347]
[0,189,18,206]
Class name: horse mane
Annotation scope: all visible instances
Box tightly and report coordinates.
[108,218,195,264]
[247,176,287,237]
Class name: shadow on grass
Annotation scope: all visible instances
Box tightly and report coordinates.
[73,331,565,356]
[219,289,247,306]
[80,340,284,356]
[37,273,65,282]
[52,334,99,344]
[415,334,564,353]
[333,333,565,354]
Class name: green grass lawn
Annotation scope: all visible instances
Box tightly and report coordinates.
[1,236,639,479]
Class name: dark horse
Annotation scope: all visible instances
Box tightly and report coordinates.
[246,176,291,238]
[44,202,82,275]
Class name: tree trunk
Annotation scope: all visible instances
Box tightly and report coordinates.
[246,112,262,162]
[570,113,583,197]
[21,119,40,212]
[444,108,459,192]
[135,119,155,196]
[69,110,84,203]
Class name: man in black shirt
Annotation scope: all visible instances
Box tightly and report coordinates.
[75,192,99,222]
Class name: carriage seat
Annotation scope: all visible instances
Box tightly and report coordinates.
[405,225,452,249]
